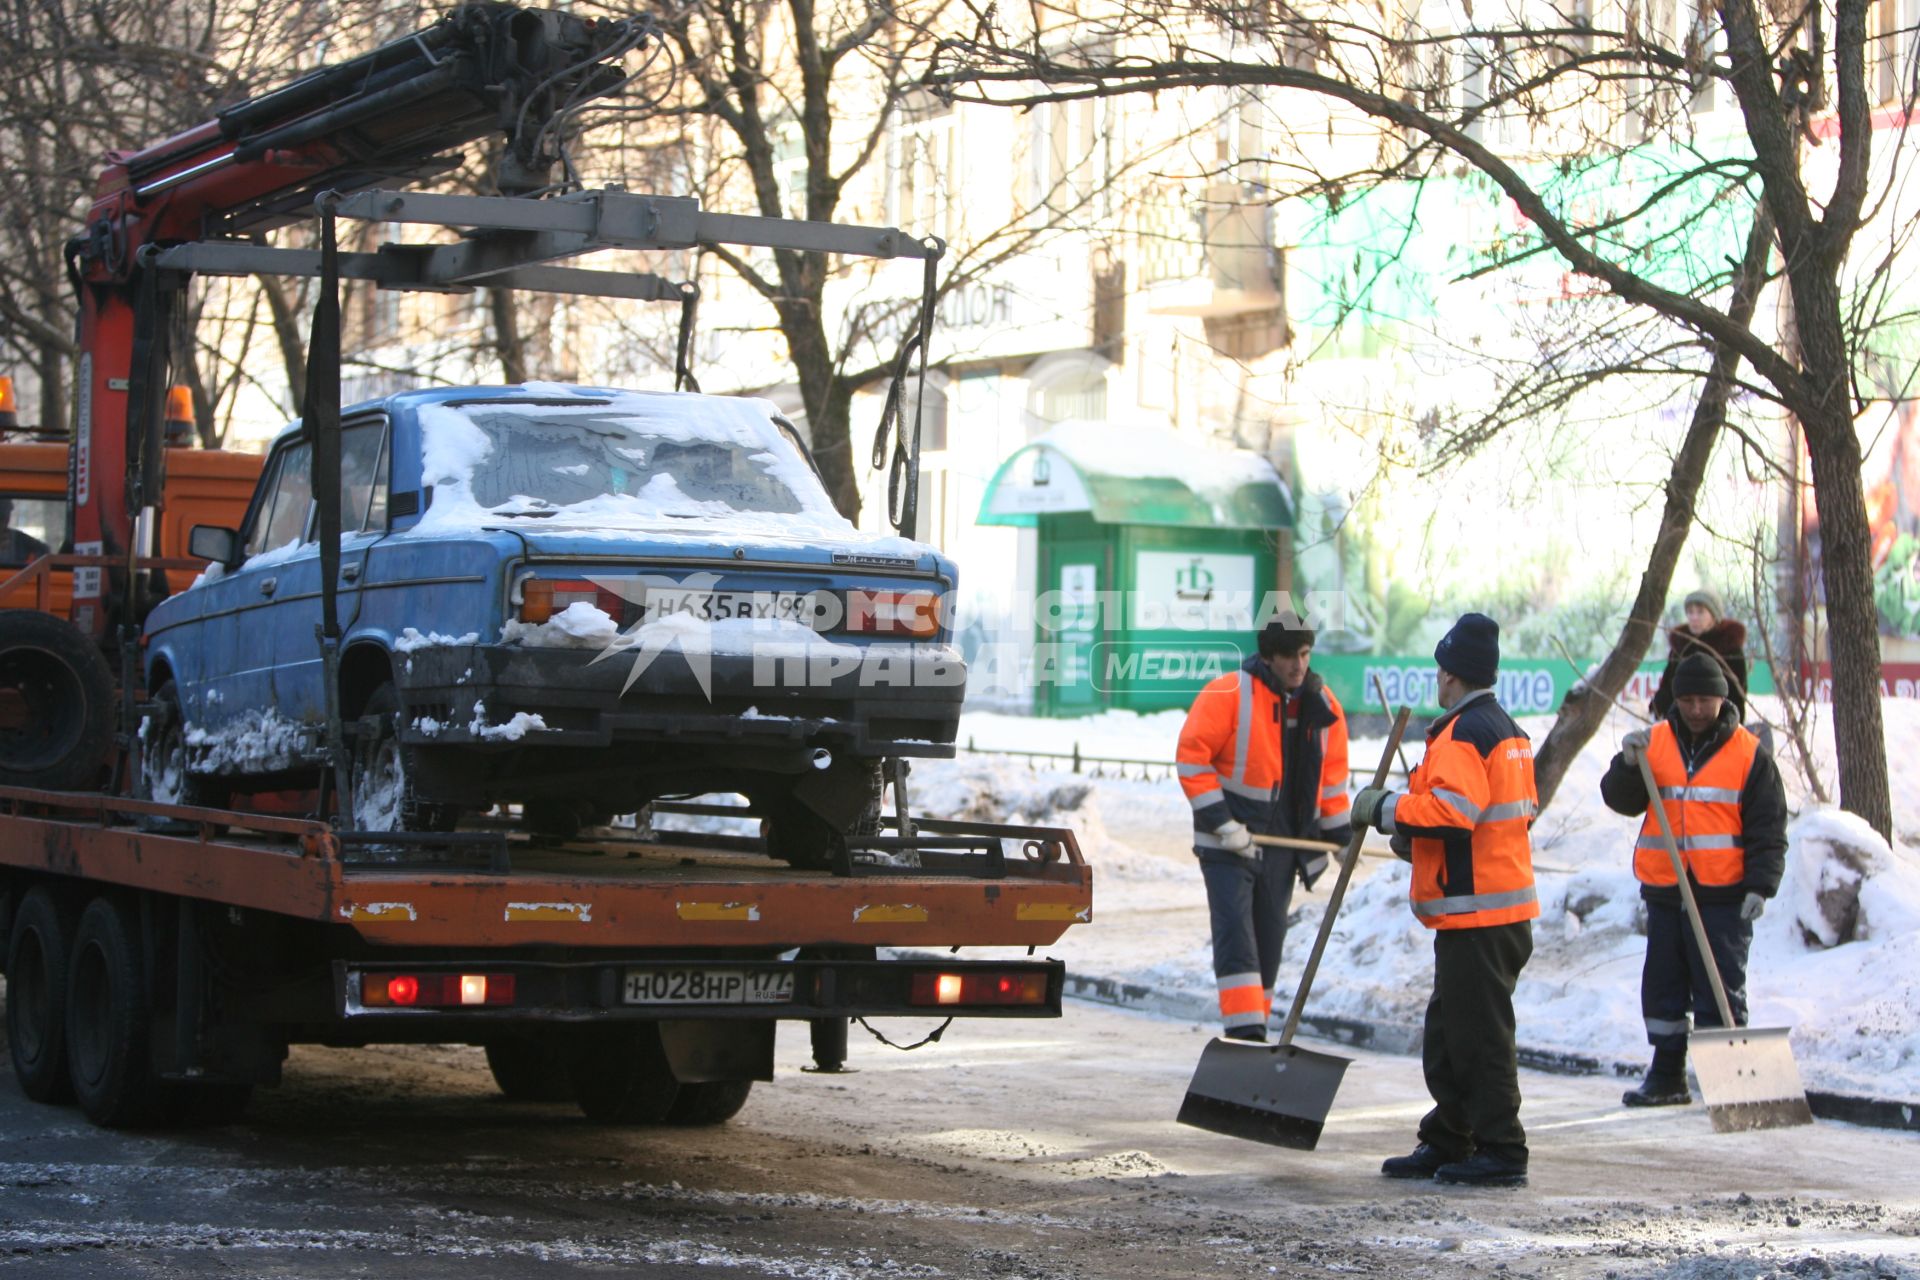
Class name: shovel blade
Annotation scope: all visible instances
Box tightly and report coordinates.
[1690,1025,1815,1133]
[1177,1038,1351,1150]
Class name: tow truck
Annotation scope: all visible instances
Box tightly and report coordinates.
[0,3,1091,1128]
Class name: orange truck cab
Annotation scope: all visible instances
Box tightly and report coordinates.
[0,440,262,616]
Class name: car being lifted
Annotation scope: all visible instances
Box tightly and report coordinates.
[138,382,964,861]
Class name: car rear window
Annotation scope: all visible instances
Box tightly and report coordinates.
[460,407,805,516]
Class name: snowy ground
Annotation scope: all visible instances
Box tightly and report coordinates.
[938,697,1920,1101]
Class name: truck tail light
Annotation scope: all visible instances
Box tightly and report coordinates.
[846,590,941,637]
[909,970,1049,1007]
[360,972,517,1008]
[520,578,621,625]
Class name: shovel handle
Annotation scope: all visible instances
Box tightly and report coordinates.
[1279,706,1413,1048]
[1634,752,1738,1028]
[1249,834,1343,853]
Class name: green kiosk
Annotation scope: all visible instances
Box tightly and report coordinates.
[977,422,1295,716]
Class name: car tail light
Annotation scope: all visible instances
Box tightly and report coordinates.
[360,972,517,1008]
[909,970,1049,1007]
[519,578,622,625]
[845,590,941,637]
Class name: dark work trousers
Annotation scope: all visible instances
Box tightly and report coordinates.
[1642,897,1751,1052]
[1417,921,1533,1165]
[1197,846,1300,1030]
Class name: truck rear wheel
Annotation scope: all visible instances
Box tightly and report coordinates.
[569,1024,680,1124]
[663,1079,752,1126]
[485,1036,575,1102]
[0,610,113,792]
[65,895,175,1127]
[6,887,75,1103]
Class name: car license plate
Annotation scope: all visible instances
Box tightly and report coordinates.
[622,968,795,1005]
[641,588,816,624]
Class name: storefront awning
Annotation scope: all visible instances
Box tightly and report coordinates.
[976,420,1293,529]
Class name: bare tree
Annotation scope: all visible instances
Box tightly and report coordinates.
[932,0,1912,838]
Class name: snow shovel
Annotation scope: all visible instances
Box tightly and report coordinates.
[1634,753,1814,1133]
[1178,707,1413,1149]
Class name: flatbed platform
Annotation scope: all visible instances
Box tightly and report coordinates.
[0,788,1092,950]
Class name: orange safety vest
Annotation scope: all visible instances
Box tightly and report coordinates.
[1634,720,1758,888]
[1176,668,1351,851]
[1391,693,1538,930]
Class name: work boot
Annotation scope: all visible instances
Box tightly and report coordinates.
[1380,1144,1464,1179]
[1223,1025,1267,1043]
[1622,1073,1691,1107]
[1433,1152,1528,1188]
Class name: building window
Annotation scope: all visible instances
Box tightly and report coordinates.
[888,89,955,238]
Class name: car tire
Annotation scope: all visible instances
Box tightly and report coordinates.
[137,681,230,811]
[352,683,458,833]
[0,610,114,792]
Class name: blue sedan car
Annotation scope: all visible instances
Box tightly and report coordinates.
[139,384,964,859]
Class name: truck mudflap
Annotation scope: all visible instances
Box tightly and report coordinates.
[335,956,1064,1023]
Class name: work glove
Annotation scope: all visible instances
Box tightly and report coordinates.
[1740,892,1767,922]
[1620,728,1652,765]
[1351,787,1394,832]
[1213,819,1256,857]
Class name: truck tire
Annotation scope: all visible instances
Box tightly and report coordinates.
[136,681,229,810]
[663,1080,752,1126]
[6,887,75,1103]
[485,1036,575,1102]
[0,610,113,792]
[65,895,176,1127]
[570,1024,681,1124]
[352,683,458,833]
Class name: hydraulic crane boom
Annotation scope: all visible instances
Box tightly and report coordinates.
[65,3,643,636]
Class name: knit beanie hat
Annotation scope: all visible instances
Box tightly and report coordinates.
[1683,589,1723,622]
[1257,618,1316,659]
[1433,612,1500,688]
[1671,651,1729,699]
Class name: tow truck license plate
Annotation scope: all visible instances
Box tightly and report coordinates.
[623,968,795,1005]
[640,588,816,624]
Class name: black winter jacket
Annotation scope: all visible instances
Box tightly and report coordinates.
[1599,702,1787,906]
[1650,619,1750,721]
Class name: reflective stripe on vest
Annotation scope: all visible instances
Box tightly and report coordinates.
[1635,721,1757,888]
[1406,706,1540,931]
[1412,885,1540,919]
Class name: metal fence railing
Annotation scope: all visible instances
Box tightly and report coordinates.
[955,738,1411,789]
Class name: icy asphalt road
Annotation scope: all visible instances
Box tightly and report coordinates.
[0,1000,1916,1279]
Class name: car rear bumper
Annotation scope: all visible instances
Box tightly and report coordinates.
[393,639,963,757]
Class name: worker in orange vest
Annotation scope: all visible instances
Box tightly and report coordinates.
[1349,612,1537,1187]
[1176,620,1351,1041]
[1600,651,1787,1107]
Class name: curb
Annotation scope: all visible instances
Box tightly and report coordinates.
[1055,968,1920,1135]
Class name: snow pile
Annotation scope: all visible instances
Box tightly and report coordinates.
[933,699,1920,1098]
[183,709,306,775]
[501,602,622,649]
[393,628,480,653]
[467,702,548,742]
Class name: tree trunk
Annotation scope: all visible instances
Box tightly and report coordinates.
[784,304,861,519]
[260,275,307,418]
[1533,212,1775,812]
[488,288,528,385]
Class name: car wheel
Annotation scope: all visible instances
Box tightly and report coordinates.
[0,610,114,792]
[662,1079,752,1126]
[137,681,229,810]
[352,683,457,834]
